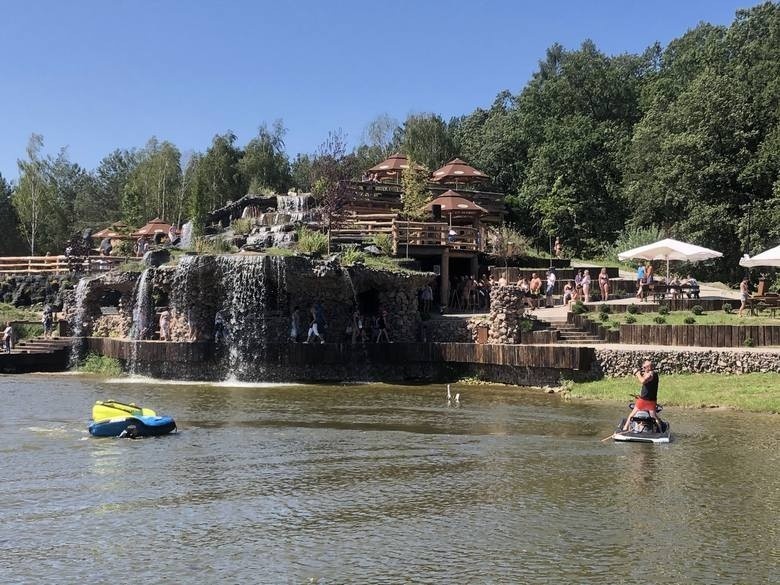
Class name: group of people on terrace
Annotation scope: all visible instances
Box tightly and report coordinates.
[635,262,700,301]
[289,302,394,344]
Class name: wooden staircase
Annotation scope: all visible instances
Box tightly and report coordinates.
[0,336,72,373]
[542,320,607,344]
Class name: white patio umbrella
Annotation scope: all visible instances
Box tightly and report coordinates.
[618,238,723,278]
[739,244,780,268]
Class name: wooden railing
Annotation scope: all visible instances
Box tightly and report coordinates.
[391,221,481,253]
[330,213,397,244]
[0,255,134,275]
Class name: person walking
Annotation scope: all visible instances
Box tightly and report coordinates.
[42,307,54,339]
[351,308,366,344]
[375,309,391,343]
[738,277,750,318]
[581,270,591,303]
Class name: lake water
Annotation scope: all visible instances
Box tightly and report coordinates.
[1,374,778,584]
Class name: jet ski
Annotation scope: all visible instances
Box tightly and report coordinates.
[613,403,670,444]
[88,400,176,437]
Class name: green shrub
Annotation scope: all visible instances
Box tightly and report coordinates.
[231,218,252,235]
[609,320,620,330]
[371,233,393,256]
[744,336,755,347]
[598,304,611,314]
[653,316,667,324]
[79,353,123,376]
[194,237,235,254]
[625,315,637,324]
[340,244,365,266]
[626,304,639,314]
[684,316,696,325]
[114,240,135,257]
[571,301,587,315]
[296,227,328,256]
[599,312,610,322]
[15,323,44,340]
[519,318,534,333]
[723,302,733,314]
[658,305,670,316]
[691,305,704,316]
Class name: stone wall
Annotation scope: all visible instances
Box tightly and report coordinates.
[594,348,780,377]
[424,316,472,342]
[0,274,79,308]
[485,285,528,344]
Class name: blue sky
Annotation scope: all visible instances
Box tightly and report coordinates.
[0,0,758,180]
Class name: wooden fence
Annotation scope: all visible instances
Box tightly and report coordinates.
[391,221,480,253]
[0,255,133,276]
[619,324,780,347]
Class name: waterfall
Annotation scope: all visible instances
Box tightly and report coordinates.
[342,267,358,307]
[276,194,314,223]
[68,276,93,368]
[216,255,271,381]
[130,269,154,340]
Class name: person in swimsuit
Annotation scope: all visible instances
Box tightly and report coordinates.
[623,360,663,432]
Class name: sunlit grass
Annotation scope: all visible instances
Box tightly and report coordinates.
[570,373,780,413]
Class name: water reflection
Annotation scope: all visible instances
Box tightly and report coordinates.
[0,374,777,584]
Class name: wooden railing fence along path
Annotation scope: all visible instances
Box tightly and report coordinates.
[0,255,134,276]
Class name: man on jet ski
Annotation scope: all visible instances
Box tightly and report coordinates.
[622,359,663,432]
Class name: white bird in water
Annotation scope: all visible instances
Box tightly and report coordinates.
[446,384,452,401]
[454,393,460,406]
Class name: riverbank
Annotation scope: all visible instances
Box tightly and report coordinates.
[569,372,780,413]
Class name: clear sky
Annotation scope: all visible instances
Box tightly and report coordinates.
[0,0,760,180]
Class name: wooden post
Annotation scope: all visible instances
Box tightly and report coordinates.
[440,247,450,307]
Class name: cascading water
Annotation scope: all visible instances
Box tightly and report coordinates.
[276,194,314,223]
[68,276,93,368]
[216,255,270,381]
[130,269,154,340]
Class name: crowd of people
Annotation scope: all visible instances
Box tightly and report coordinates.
[288,301,395,344]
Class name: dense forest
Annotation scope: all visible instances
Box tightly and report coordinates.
[1,3,778,281]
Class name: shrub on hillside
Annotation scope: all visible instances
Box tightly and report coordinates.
[625,315,637,324]
[744,336,755,347]
[598,303,611,314]
[691,305,704,315]
[658,305,670,316]
[723,302,733,314]
[653,316,667,324]
[626,304,639,314]
[599,312,610,322]
[571,301,587,315]
[684,316,696,324]
[340,244,365,266]
[371,233,393,256]
[296,227,328,256]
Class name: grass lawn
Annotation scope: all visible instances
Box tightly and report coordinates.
[0,302,39,322]
[587,309,780,328]
[570,373,780,413]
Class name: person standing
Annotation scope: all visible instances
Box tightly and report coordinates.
[581,270,591,303]
[529,272,542,309]
[307,305,325,344]
[351,308,366,344]
[623,360,663,432]
[3,322,14,353]
[554,237,562,258]
[158,310,171,341]
[375,309,391,343]
[636,264,646,300]
[545,270,556,308]
[598,268,610,302]
[738,277,750,318]
[42,308,54,339]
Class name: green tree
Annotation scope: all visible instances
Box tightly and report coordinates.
[0,173,24,255]
[13,134,53,255]
[76,149,139,229]
[397,113,457,170]
[239,121,291,194]
[400,159,431,220]
[122,137,182,225]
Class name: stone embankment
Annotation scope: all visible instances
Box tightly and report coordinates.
[594,348,780,377]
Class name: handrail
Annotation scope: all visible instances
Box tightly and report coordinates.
[0,255,135,275]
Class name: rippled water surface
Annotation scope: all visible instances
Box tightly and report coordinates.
[1,374,778,584]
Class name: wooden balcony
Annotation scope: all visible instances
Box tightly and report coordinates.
[391,221,482,254]
[0,255,134,276]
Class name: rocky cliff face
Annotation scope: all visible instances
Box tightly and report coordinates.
[68,254,434,354]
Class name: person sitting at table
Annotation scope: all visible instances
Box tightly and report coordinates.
[669,275,682,300]
[684,274,700,299]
